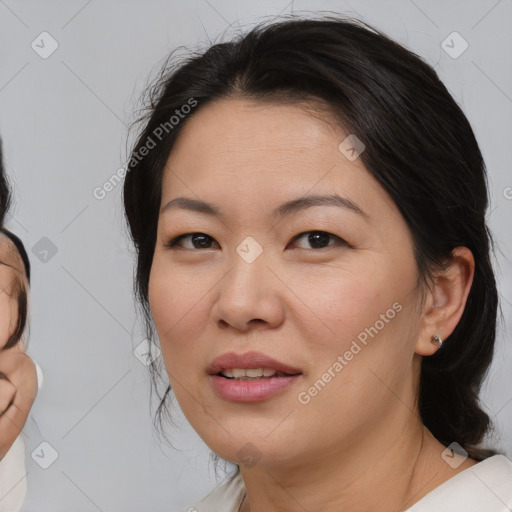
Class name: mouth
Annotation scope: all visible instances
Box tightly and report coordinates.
[206,350,303,377]
[207,352,303,402]
[217,368,301,380]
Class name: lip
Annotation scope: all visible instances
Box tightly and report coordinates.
[207,351,303,403]
[210,374,302,402]
[206,351,303,376]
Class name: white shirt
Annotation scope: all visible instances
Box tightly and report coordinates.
[0,360,42,512]
[176,454,512,512]
[0,436,27,512]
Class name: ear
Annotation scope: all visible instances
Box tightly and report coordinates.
[415,247,475,356]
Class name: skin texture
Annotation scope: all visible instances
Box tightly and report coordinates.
[0,232,37,461]
[149,99,478,512]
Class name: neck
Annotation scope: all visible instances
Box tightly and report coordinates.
[238,416,476,512]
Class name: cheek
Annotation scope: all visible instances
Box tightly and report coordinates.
[292,252,419,394]
[292,261,402,350]
[301,265,419,399]
[148,256,210,371]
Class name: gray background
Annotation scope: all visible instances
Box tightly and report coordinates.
[1,0,511,510]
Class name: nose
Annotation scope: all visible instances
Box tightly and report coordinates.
[212,246,285,332]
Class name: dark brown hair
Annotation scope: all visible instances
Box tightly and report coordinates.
[0,139,11,227]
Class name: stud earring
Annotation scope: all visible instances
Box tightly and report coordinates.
[431,335,443,349]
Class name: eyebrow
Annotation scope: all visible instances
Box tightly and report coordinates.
[160,194,369,221]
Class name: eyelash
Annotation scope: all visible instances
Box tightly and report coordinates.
[164,231,350,251]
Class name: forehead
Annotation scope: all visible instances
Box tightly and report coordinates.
[161,98,399,221]
[163,98,356,191]
[168,98,342,166]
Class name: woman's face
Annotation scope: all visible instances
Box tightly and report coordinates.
[149,98,427,468]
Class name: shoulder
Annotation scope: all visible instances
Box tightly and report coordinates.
[406,454,512,511]
[174,469,245,512]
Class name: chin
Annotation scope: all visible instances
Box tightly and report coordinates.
[198,426,302,469]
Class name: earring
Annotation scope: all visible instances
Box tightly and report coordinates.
[431,335,443,349]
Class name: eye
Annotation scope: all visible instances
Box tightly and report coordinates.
[288,230,348,250]
[165,232,219,250]
[164,230,349,251]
